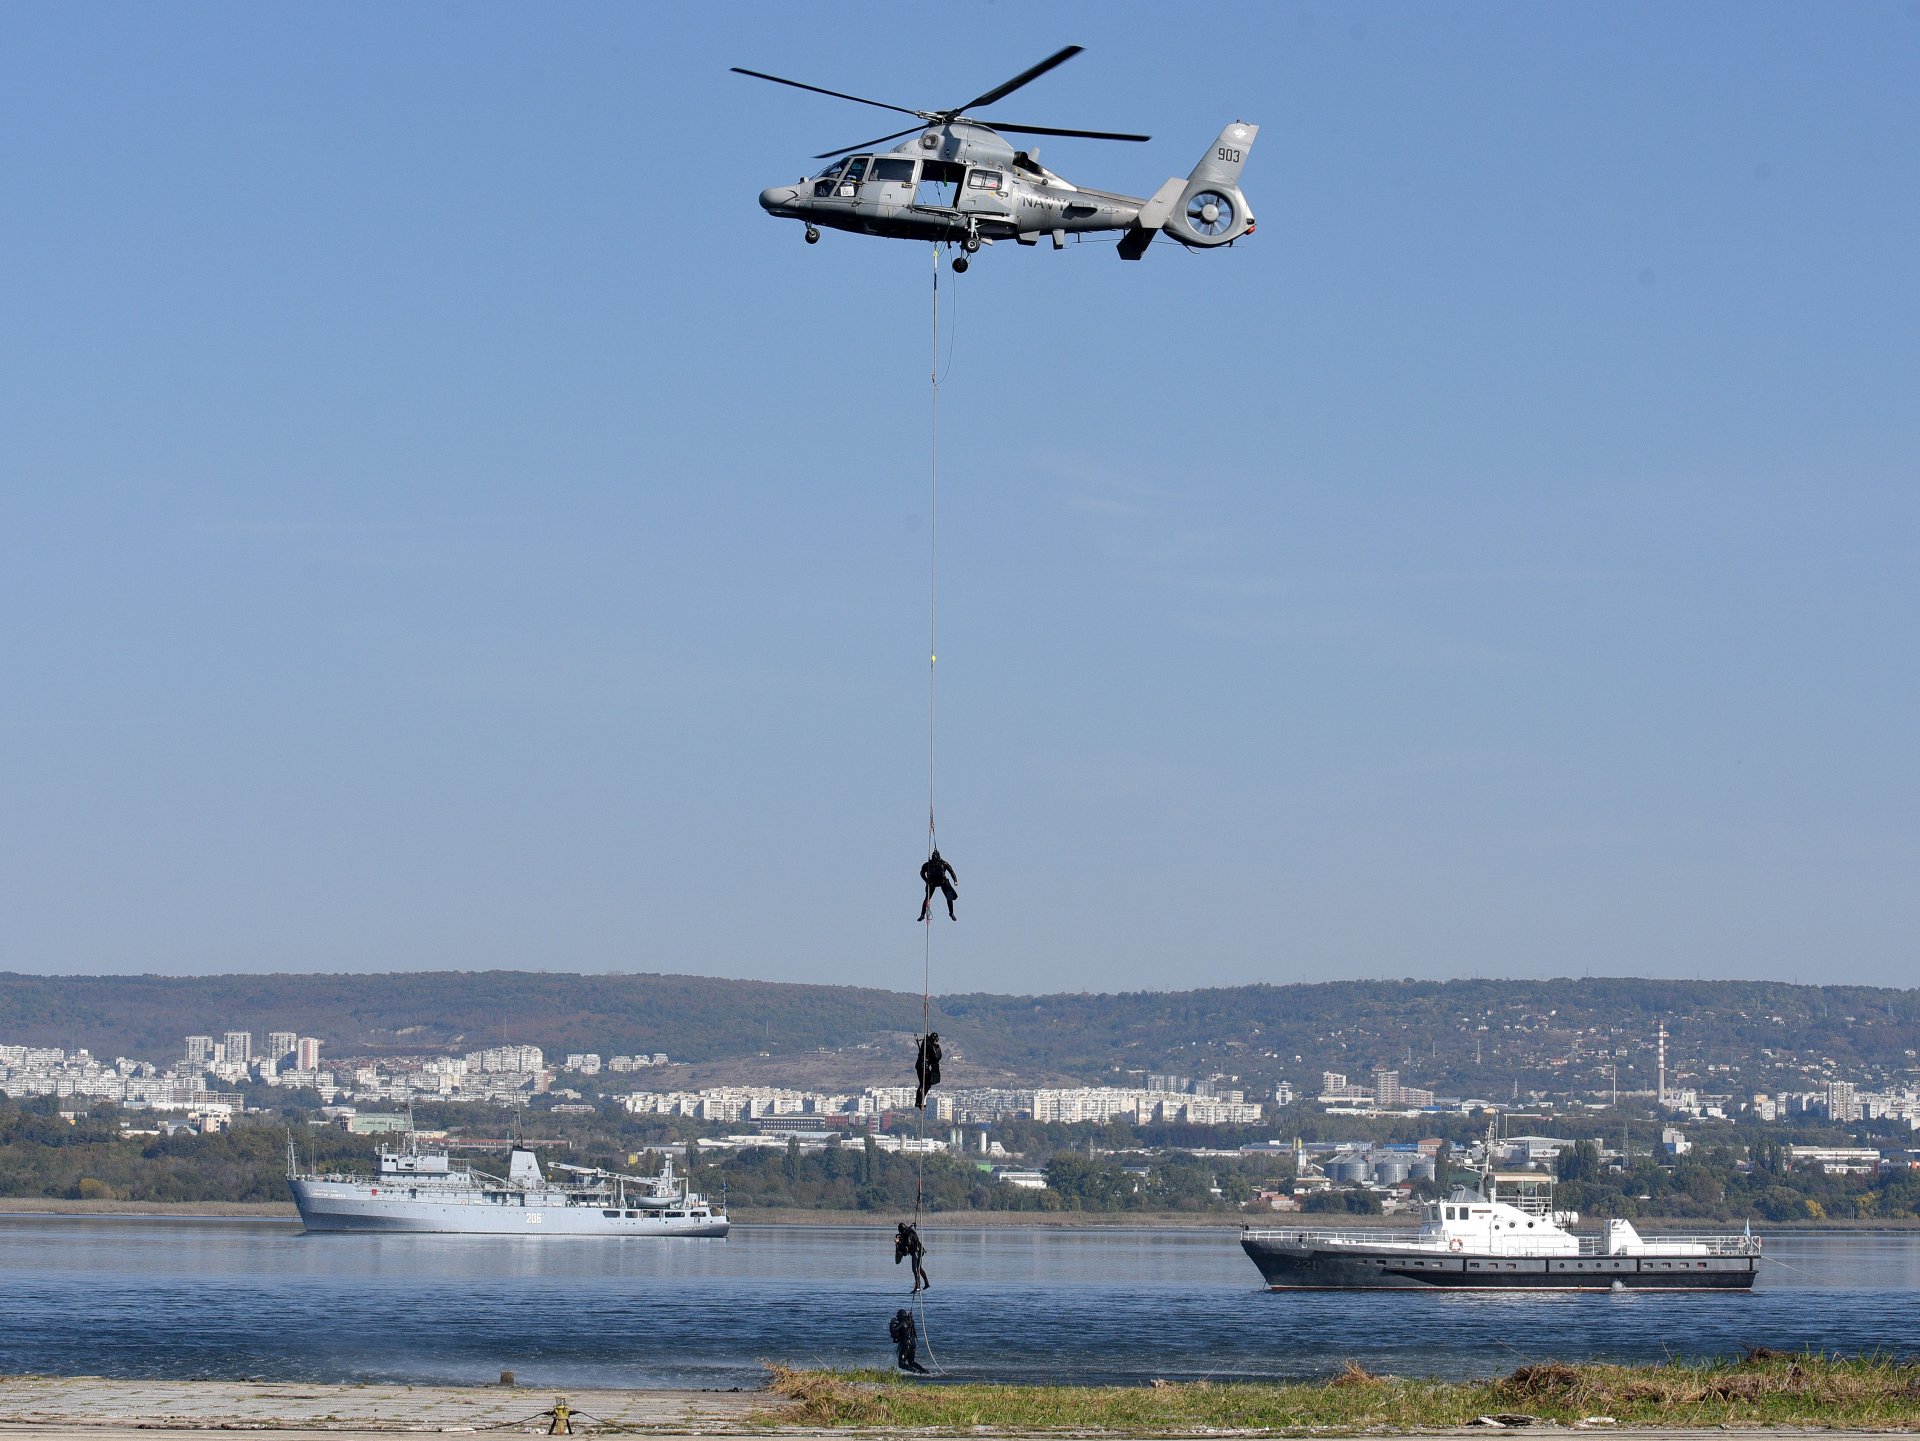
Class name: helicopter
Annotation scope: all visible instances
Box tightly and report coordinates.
[734,46,1256,271]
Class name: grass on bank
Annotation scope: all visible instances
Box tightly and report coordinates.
[763,1352,1920,1433]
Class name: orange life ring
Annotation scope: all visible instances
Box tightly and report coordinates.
[1448,1237,1463,1252]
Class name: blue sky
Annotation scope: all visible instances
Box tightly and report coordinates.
[2,3,1915,991]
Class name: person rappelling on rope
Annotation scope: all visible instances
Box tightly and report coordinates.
[914,1032,943,1109]
[889,1307,929,1374]
[894,1220,931,1292]
[917,848,957,921]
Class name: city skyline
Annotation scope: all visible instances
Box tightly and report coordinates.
[7,1006,1913,1134]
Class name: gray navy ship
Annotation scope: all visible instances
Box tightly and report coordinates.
[289,1134,729,1237]
[1242,1166,1759,1291]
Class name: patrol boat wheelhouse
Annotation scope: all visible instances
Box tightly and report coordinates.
[1242,1168,1759,1291]
[289,1134,729,1237]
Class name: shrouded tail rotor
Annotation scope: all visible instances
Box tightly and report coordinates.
[1185,190,1237,237]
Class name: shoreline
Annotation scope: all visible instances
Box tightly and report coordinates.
[732,1206,1241,1227]
[0,1198,296,1217]
[3,1196,1915,1231]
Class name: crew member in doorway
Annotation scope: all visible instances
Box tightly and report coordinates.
[914,1032,943,1109]
[895,1221,930,1292]
[917,849,957,922]
[889,1308,929,1373]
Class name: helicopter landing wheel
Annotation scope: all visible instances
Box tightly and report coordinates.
[804,225,820,244]
[952,254,969,273]
[962,235,981,254]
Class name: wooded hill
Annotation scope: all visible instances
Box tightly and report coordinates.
[4,972,1918,1098]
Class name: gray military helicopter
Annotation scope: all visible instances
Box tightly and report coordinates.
[735,46,1256,270]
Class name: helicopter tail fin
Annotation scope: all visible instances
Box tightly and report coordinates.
[1187,122,1257,191]
[1162,122,1258,250]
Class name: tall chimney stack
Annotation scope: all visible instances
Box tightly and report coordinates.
[1657,1021,1668,1106]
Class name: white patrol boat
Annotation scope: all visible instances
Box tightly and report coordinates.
[1242,1166,1759,1291]
[289,1134,729,1237]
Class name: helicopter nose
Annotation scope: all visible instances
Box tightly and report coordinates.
[760,186,800,215]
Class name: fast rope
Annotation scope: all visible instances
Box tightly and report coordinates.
[927,239,940,909]
[911,241,944,1375]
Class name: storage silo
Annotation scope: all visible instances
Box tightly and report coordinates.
[1372,1156,1411,1185]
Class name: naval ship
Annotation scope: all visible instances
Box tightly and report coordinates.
[289,1133,729,1236]
[1242,1161,1759,1291]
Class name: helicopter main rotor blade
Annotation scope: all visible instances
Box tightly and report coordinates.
[730,67,923,119]
[953,44,1083,115]
[813,125,927,160]
[979,122,1151,143]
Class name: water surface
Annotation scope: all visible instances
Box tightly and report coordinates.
[2,1218,1913,1389]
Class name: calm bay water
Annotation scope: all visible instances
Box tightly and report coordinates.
[1,1218,1915,1389]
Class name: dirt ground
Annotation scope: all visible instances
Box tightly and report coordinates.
[0,1376,761,1434]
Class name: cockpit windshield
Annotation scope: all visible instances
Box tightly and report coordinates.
[815,159,848,180]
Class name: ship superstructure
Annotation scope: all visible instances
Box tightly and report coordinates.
[289,1133,728,1237]
[1242,1165,1759,1290]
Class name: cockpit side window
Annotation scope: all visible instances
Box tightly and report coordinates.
[966,169,1003,191]
[842,157,871,185]
[870,157,916,183]
[813,158,849,198]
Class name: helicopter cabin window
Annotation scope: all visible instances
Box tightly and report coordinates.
[869,157,916,184]
[967,169,1004,192]
[837,157,870,195]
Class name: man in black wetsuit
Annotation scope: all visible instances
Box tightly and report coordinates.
[889,1307,928,1373]
[917,849,957,922]
[914,1032,943,1110]
[895,1220,930,1292]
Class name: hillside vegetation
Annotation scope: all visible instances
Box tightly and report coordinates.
[4,972,1919,1097]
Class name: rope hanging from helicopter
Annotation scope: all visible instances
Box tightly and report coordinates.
[910,240,944,1375]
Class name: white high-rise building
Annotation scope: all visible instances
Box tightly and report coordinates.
[223,1031,253,1064]
[1827,1080,1860,1123]
[295,1037,322,1071]
[267,1032,298,1061]
[185,1036,214,1065]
